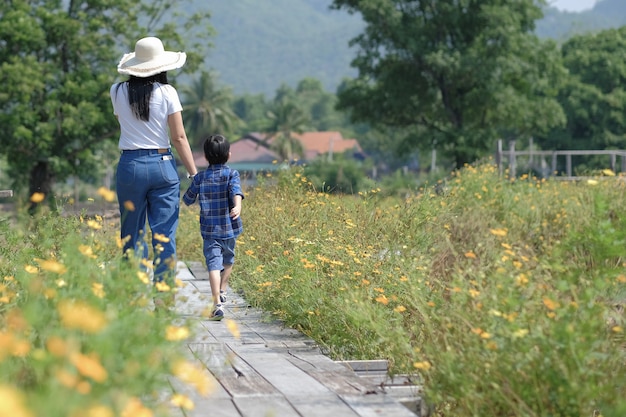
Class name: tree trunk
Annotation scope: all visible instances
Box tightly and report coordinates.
[28,161,55,214]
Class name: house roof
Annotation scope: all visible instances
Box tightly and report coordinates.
[193,131,364,169]
[293,131,363,160]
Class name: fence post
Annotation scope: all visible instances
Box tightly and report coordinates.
[496,139,503,176]
[508,140,516,179]
[622,155,626,173]
[610,154,616,172]
[566,154,572,178]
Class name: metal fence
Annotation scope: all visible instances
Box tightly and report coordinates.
[495,139,626,179]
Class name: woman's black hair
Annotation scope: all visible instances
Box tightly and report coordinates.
[114,72,168,121]
[203,134,230,165]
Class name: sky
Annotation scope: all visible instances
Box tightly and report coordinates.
[549,0,597,12]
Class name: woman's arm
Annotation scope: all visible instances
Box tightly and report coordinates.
[168,111,197,177]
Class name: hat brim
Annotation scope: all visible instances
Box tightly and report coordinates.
[117,51,187,77]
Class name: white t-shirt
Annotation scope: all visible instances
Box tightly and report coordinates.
[110,82,183,150]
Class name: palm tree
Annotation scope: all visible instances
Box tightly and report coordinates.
[264,96,309,162]
[180,71,242,146]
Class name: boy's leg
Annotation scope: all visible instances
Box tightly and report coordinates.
[220,238,237,294]
[220,264,233,293]
[209,269,222,307]
[203,238,225,315]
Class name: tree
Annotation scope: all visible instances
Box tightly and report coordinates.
[180,70,242,147]
[0,0,211,211]
[539,27,626,151]
[331,0,566,167]
[263,85,310,162]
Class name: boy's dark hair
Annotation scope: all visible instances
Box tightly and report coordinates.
[203,134,230,165]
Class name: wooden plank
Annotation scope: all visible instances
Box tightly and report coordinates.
[234,395,301,417]
[288,394,361,417]
[185,398,241,417]
[230,344,336,398]
[341,394,419,417]
[189,343,279,397]
[285,351,378,396]
[338,360,389,373]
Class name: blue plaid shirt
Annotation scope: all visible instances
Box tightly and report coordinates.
[183,165,244,239]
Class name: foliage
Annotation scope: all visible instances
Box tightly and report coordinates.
[0,210,210,417]
[331,0,567,167]
[538,26,626,152]
[228,164,626,417]
[304,153,372,193]
[180,71,242,147]
[0,0,212,208]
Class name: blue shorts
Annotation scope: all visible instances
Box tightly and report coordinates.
[203,238,236,272]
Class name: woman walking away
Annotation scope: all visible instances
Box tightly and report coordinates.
[110,37,198,295]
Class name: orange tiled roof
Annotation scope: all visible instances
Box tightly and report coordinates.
[293,131,363,160]
[193,131,363,168]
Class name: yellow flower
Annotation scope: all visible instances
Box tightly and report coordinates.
[225,319,240,339]
[46,336,69,357]
[153,233,170,243]
[97,187,116,202]
[24,265,39,274]
[79,245,97,259]
[77,405,114,417]
[123,200,136,211]
[512,329,529,338]
[542,297,558,311]
[165,326,190,341]
[58,300,108,333]
[171,394,195,410]
[137,271,150,285]
[393,305,406,313]
[587,179,598,185]
[86,220,102,230]
[464,251,477,259]
[30,192,45,203]
[468,289,480,298]
[602,169,616,176]
[91,283,105,299]
[121,398,153,417]
[0,385,34,417]
[375,295,389,305]
[36,258,67,275]
[171,360,214,396]
[612,326,623,333]
[155,281,171,292]
[70,352,108,382]
[413,361,431,371]
[489,228,507,237]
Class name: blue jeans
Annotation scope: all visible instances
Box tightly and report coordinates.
[116,149,180,281]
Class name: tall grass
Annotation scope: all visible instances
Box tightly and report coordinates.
[2,161,625,416]
[0,209,210,417]
[216,163,626,417]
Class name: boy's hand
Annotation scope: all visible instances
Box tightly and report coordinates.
[230,205,241,220]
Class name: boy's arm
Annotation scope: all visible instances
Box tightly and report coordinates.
[182,178,199,206]
[229,170,243,220]
[230,194,242,220]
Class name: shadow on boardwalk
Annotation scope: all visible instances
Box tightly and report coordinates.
[168,261,424,417]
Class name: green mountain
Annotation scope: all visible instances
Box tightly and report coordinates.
[203,0,363,96]
[201,0,625,96]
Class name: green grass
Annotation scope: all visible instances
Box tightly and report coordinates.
[1,161,625,416]
[217,163,626,417]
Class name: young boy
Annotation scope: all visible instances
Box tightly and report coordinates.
[183,134,244,321]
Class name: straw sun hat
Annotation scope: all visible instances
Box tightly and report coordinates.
[117,37,186,77]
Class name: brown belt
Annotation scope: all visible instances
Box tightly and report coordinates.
[121,148,170,154]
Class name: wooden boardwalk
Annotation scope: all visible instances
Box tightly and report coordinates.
[167,261,423,417]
